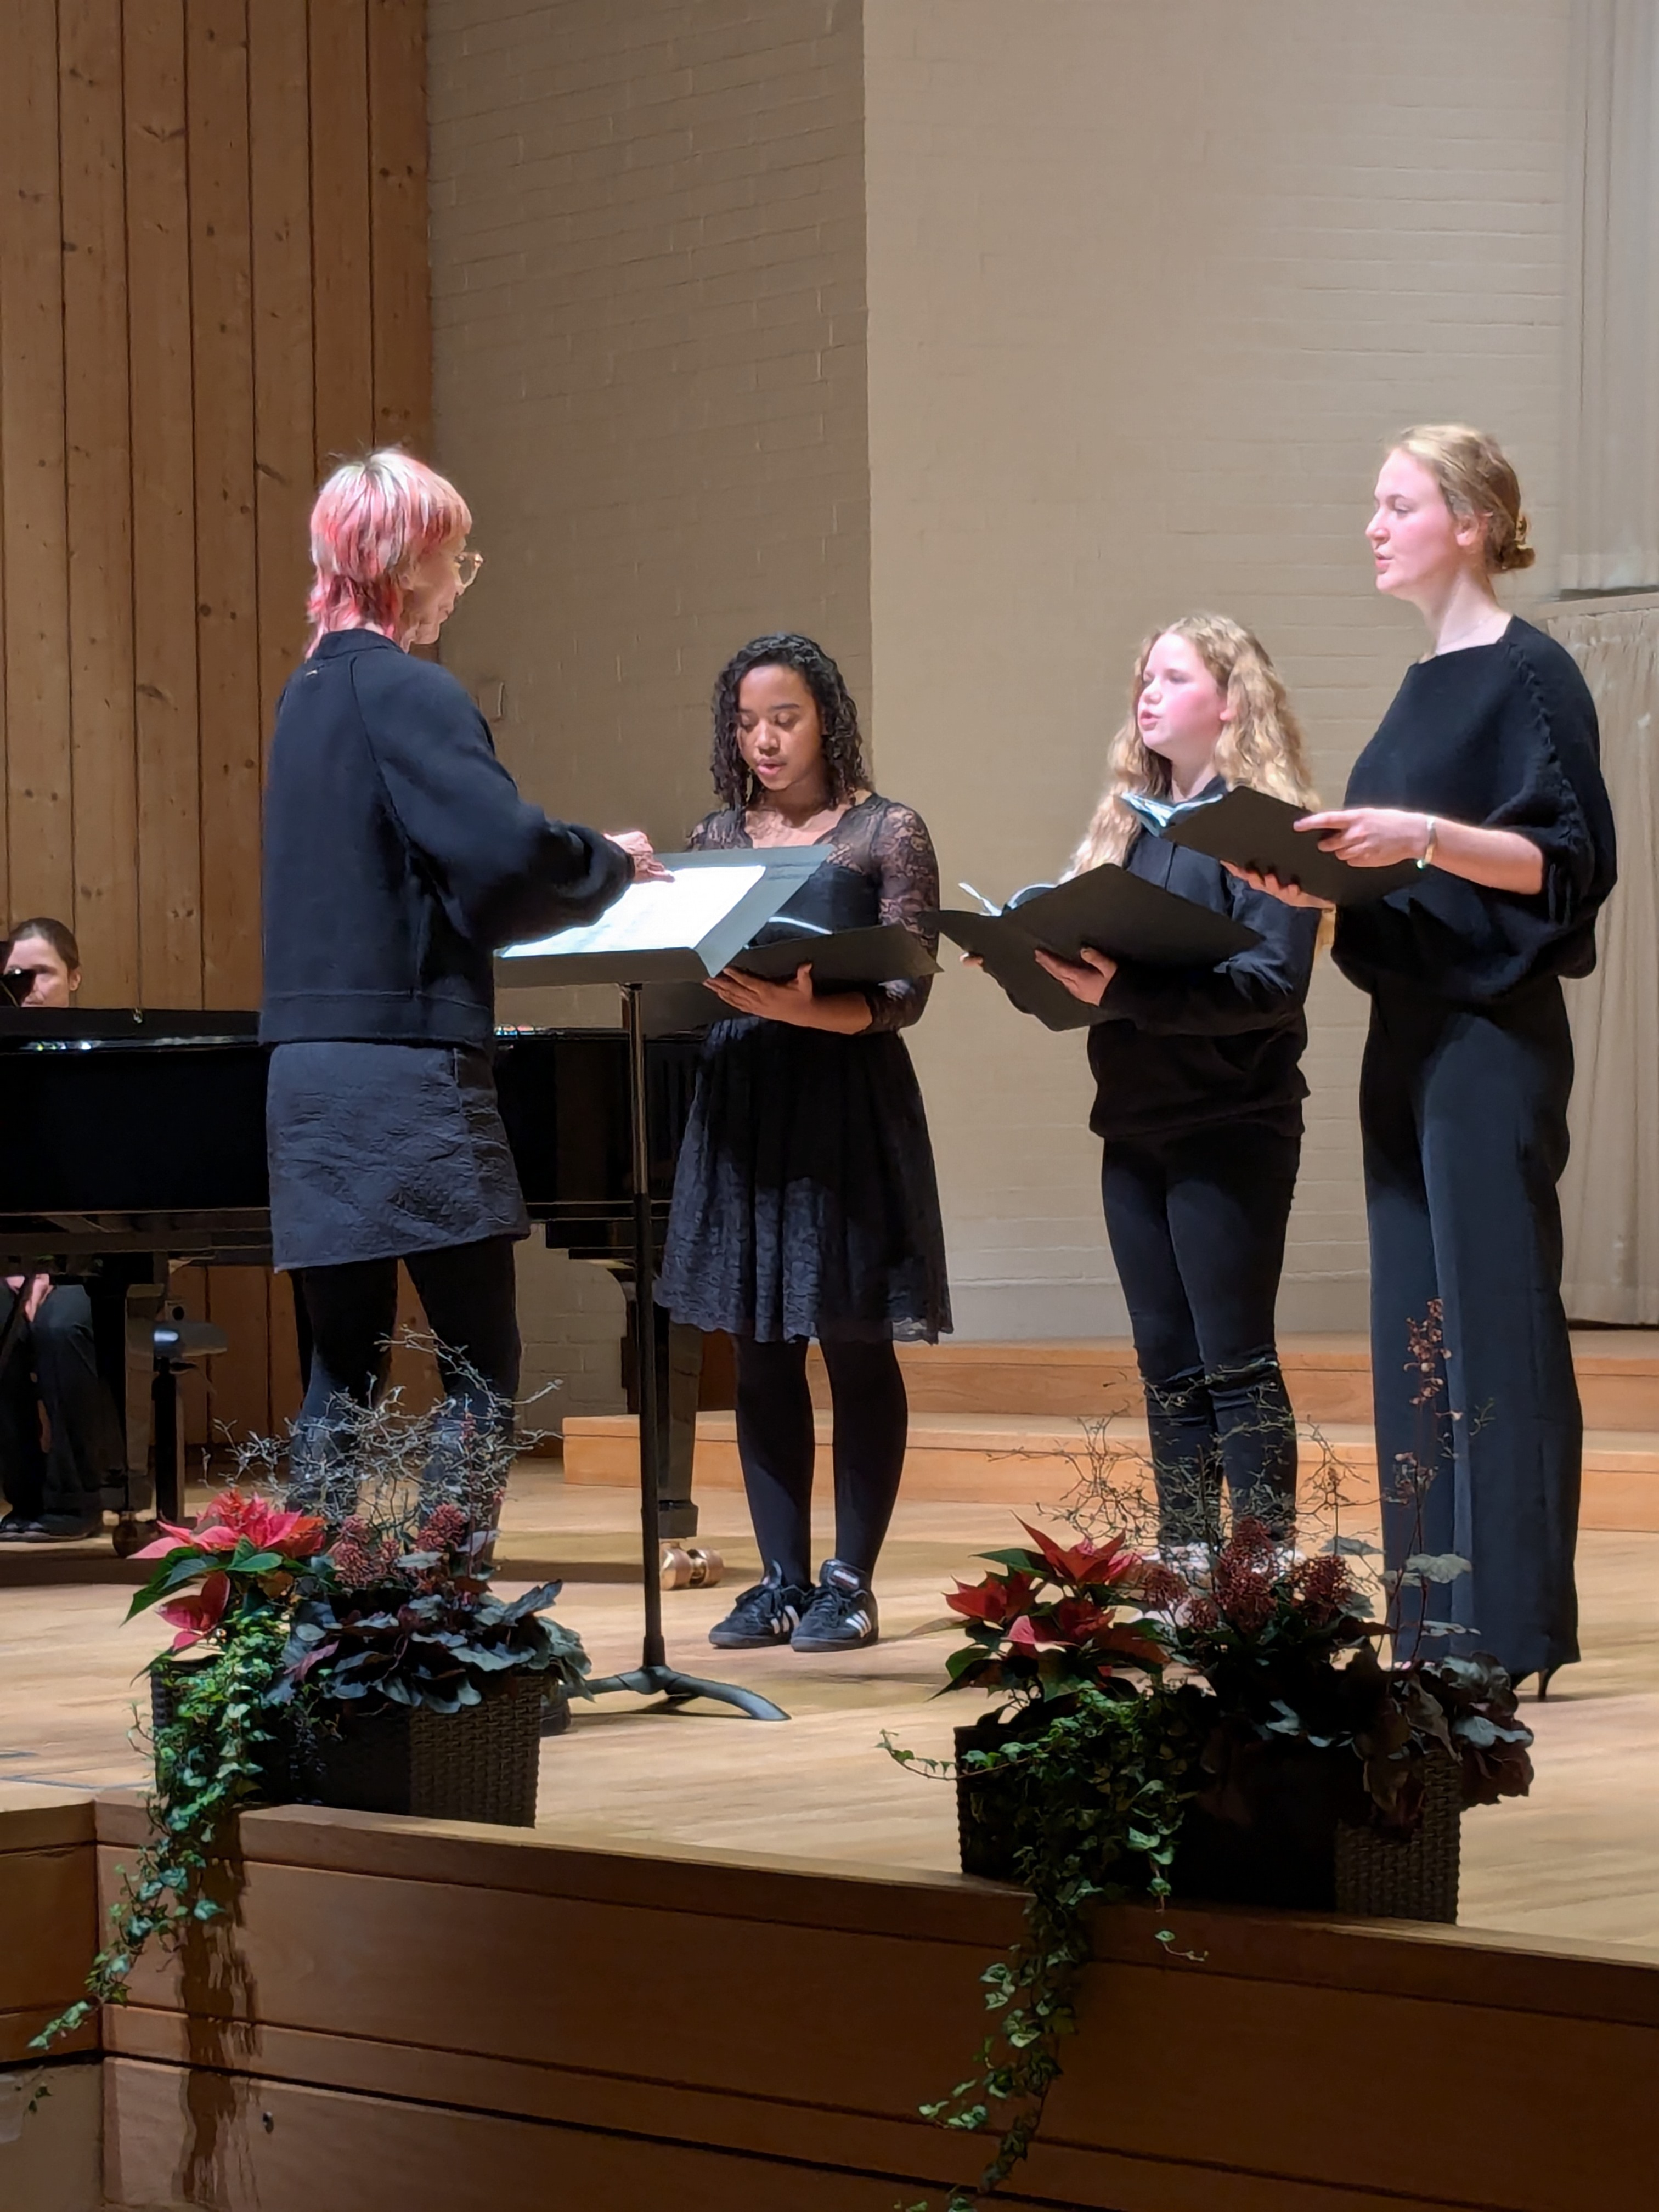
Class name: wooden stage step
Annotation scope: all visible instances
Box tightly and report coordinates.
[562,1408,1659,1533]
[877,1330,1659,1429]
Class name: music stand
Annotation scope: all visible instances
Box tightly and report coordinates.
[498,850,827,1720]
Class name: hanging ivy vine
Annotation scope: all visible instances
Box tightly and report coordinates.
[887,1683,1208,2209]
[32,1611,290,2051]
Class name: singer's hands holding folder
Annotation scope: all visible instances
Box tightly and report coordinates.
[1228,806,1426,907]
[704,962,874,1034]
[1032,945,1118,1005]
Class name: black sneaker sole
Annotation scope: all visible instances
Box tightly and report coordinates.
[791,1626,880,1652]
[707,1627,798,1650]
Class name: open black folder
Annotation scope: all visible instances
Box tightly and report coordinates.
[1143,786,1421,905]
[643,923,938,1032]
[933,866,1260,1032]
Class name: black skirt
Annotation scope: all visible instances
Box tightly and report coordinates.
[656,1016,951,1344]
[267,1042,529,1273]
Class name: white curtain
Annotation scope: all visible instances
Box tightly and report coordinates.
[1541,606,1659,1322]
[1561,0,1659,590]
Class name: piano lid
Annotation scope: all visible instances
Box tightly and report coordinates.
[0,1008,261,1047]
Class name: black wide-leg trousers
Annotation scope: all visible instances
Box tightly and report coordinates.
[1361,978,1581,1679]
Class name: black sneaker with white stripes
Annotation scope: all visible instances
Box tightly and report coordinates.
[707,1564,813,1650]
[791,1559,879,1651]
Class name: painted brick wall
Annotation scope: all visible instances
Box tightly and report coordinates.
[863,0,1573,1336]
[430,0,1580,1383]
[428,0,870,1410]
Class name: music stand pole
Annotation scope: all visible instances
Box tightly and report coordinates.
[586,981,787,1720]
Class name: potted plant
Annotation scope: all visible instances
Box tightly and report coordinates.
[33,1364,588,2054]
[893,1509,1536,2212]
[931,1520,1173,1876]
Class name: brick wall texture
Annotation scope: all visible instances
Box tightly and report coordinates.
[430,0,1577,1393]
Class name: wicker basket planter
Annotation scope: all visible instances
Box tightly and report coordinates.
[151,1663,549,1829]
[955,1713,1462,1921]
[1334,1750,1462,1923]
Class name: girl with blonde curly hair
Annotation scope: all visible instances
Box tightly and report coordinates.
[1023,613,1322,1560]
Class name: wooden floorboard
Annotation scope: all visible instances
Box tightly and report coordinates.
[2,1470,1657,1953]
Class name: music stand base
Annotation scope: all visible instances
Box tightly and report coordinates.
[588,1664,788,1721]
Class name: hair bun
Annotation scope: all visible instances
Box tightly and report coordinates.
[1498,512,1536,572]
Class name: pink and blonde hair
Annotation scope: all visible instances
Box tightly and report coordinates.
[305,449,471,652]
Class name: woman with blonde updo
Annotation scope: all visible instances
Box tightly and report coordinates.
[1244,426,1617,1691]
[1020,614,1322,1560]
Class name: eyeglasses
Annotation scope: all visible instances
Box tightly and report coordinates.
[454,549,484,591]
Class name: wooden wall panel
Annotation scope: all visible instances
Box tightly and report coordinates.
[0,0,431,1440]
[60,0,140,1005]
[190,0,262,1012]
[309,0,376,470]
[249,0,315,783]
[126,0,204,1008]
[0,0,75,928]
[368,0,431,452]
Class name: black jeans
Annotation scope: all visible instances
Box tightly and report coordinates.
[1362,980,1579,1679]
[0,1283,125,1521]
[732,1335,908,1587]
[1100,1119,1301,1544]
[291,1235,522,1504]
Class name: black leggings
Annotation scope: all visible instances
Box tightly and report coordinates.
[1100,1120,1301,1543]
[732,1335,908,1586]
[292,1237,521,1490]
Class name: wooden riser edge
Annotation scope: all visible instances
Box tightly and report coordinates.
[865,1343,1659,1431]
[77,1797,1659,2212]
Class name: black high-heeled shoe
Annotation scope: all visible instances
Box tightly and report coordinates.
[1509,1667,1557,1701]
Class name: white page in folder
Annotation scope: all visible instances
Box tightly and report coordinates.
[499,862,768,962]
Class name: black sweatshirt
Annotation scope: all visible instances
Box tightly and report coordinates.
[1087,786,1321,1143]
[1335,619,1617,1007]
[261,630,630,1047]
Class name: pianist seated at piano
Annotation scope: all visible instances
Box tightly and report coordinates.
[2,915,82,1008]
[0,917,128,1542]
[261,450,662,1500]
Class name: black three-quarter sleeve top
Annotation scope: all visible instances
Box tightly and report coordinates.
[261,630,630,1046]
[1086,780,1322,1143]
[1334,619,1617,1007]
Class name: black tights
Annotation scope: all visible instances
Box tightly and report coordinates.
[291,1236,521,1500]
[732,1335,907,1587]
[1100,1121,1301,1544]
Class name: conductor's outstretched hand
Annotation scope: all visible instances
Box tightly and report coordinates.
[607,829,671,882]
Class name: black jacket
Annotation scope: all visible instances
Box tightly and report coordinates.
[1087,797,1320,1142]
[261,631,629,1047]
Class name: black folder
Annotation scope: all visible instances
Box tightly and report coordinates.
[1149,786,1421,904]
[732,921,938,986]
[933,865,1260,1033]
[636,923,936,1034]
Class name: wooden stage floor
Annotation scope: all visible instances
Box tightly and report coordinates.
[3,1464,1658,1959]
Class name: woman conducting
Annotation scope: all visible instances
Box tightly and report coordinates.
[987,616,1321,1560]
[1246,425,1617,1692]
[262,450,658,1491]
[656,633,951,1653]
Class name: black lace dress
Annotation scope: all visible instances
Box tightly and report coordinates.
[656,794,952,1344]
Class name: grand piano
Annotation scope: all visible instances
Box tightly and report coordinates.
[0,1008,704,1547]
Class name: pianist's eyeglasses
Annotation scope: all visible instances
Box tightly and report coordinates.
[454,549,484,592]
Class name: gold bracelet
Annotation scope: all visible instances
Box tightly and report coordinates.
[1417,815,1438,871]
